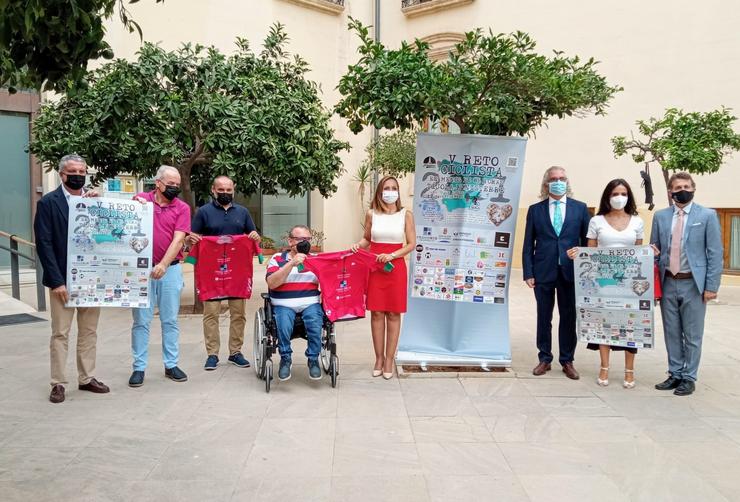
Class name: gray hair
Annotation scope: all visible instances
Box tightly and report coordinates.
[288,225,311,237]
[154,165,179,181]
[57,154,86,172]
[539,165,574,200]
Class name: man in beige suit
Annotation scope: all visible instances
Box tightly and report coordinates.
[33,154,110,403]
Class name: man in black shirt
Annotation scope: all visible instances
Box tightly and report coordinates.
[190,175,260,370]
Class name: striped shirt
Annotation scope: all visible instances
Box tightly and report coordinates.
[266,251,320,311]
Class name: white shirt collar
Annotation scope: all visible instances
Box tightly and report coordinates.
[674,202,693,214]
[549,196,567,205]
[61,183,85,203]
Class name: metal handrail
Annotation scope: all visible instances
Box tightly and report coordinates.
[0,230,46,312]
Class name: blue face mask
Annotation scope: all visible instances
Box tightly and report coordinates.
[549,180,567,196]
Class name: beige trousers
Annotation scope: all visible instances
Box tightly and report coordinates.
[49,292,101,386]
[203,299,246,356]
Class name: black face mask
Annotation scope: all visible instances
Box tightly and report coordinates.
[296,240,311,254]
[63,174,86,190]
[161,185,180,201]
[215,193,233,206]
[671,190,694,205]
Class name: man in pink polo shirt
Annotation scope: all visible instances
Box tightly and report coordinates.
[128,165,191,387]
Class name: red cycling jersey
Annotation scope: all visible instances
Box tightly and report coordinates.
[302,249,383,322]
[186,234,260,301]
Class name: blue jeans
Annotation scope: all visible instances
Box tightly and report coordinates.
[273,303,323,361]
[131,264,184,371]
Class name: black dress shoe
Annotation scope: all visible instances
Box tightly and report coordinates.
[78,378,110,393]
[50,384,65,403]
[674,380,695,396]
[655,376,682,390]
[129,371,145,387]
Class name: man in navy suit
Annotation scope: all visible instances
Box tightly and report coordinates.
[651,172,723,396]
[522,166,591,379]
[33,154,110,403]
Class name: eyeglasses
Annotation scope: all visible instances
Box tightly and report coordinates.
[548,176,567,182]
[289,235,311,242]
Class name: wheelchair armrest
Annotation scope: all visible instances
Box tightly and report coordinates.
[261,293,270,300]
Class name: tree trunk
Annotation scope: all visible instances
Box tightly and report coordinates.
[176,162,203,314]
[662,167,673,206]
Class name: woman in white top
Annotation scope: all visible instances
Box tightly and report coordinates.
[352,176,416,379]
[567,179,651,389]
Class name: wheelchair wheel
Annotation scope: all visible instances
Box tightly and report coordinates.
[265,359,273,393]
[330,354,339,388]
[253,308,266,379]
[320,336,331,373]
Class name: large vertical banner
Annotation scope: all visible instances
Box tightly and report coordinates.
[574,246,655,349]
[397,133,527,367]
[66,196,153,308]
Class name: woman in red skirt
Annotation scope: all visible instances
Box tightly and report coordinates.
[351,176,416,379]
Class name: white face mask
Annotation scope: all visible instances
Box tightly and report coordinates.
[382,190,399,204]
[610,195,628,210]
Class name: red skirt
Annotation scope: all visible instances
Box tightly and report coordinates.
[367,242,407,313]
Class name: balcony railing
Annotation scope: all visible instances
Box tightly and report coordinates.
[402,0,473,17]
[282,0,344,14]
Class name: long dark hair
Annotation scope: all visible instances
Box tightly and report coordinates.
[597,178,638,216]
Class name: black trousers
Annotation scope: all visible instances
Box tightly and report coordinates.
[533,266,577,365]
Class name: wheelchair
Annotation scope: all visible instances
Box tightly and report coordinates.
[253,293,338,392]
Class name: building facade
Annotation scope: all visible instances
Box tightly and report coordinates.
[6,0,739,277]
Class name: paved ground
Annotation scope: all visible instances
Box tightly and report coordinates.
[1,264,740,502]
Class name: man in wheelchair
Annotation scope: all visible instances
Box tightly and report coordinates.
[265,225,323,381]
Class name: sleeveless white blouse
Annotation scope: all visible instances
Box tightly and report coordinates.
[370,208,406,244]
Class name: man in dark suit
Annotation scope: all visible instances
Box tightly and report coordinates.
[522,166,591,379]
[33,154,109,403]
[651,172,723,396]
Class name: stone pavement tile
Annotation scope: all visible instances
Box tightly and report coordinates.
[687,391,740,418]
[632,417,730,442]
[425,475,529,502]
[520,378,596,397]
[416,442,511,477]
[335,363,375,380]
[0,447,82,482]
[337,392,407,418]
[658,440,740,478]
[535,396,619,417]
[332,442,422,477]
[148,444,252,482]
[555,416,650,443]
[117,396,204,423]
[459,377,533,397]
[3,421,108,448]
[265,393,338,418]
[245,442,334,478]
[471,395,547,417]
[234,474,332,502]
[60,445,160,481]
[594,394,699,419]
[703,475,740,501]
[255,417,335,448]
[403,391,479,418]
[335,416,414,444]
[399,377,466,395]
[702,416,740,444]
[516,474,629,502]
[498,442,601,476]
[169,417,263,450]
[189,395,271,420]
[484,414,573,443]
[122,480,238,502]
[410,416,492,443]
[329,475,430,502]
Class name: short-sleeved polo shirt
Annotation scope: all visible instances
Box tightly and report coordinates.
[191,199,257,237]
[136,191,191,264]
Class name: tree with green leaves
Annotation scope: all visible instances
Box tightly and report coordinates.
[335,18,622,136]
[362,129,416,179]
[29,24,349,213]
[612,108,740,205]
[1,0,164,93]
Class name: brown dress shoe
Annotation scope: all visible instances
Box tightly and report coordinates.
[78,378,110,394]
[50,384,65,403]
[562,362,580,380]
[532,361,552,376]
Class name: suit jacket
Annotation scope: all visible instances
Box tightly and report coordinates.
[522,197,590,283]
[650,203,723,294]
[33,186,70,289]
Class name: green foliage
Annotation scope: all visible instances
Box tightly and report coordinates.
[336,18,622,136]
[612,108,740,193]
[29,24,349,208]
[362,129,416,178]
[0,0,164,93]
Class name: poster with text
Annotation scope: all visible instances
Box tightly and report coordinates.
[397,133,527,367]
[574,246,655,349]
[66,196,153,308]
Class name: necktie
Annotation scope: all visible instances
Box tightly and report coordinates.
[553,201,563,236]
[669,208,684,275]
